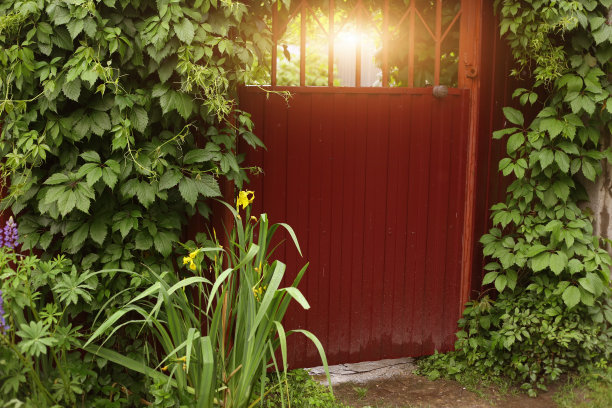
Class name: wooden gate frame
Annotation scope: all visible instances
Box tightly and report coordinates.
[457,0,483,313]
[265,0,486,315]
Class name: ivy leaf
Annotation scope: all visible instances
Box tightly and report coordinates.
[179,178,199,206]
[67,19,84,39]
[175,18,195,44]
[568,259,584,274]
[135,231,153,250]
[494,275,507,292]
[531,252,551,272]
[39,231,53,250]
[158,57,176,83]
[582,160,596,181]
[242,131,265,149]
[45,173,70,185]
[153,230,175,257]
[130,107,149,133]
[62,79,81,101]
[552,181,570,201]
[555,151,570,173]
[540,118,563,139]
[174,93,194,120]
[482,271,498,285]
[72,224,90,246]
[540,149,554,169]
[60,191,77,216]
[101,167,119,189]
[525,244,548,257]
[506,133,524,154]
[549,252,568,275]
[74,187,91,213]
[503,107,524,126]
[195,174,221,197]
[81,151,101,163]
[562,286,580,309]
[159,170,182,190]
[136,182,156,208]
[593,24,612,45]
[184,149,215,164]
[90,218,108,245]
[91,111,111,135]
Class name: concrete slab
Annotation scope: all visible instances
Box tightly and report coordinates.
[307,357,417,386]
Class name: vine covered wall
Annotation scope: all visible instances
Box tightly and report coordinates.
[420,0,612,395]
[0,0,273,270]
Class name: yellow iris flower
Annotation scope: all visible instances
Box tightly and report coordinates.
[236,190,255,210]
[184,249,199,271]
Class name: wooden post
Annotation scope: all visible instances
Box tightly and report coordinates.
[458,0,483,313]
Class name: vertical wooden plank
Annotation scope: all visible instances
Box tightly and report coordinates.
[284,92,312,366]
[338,94,359,362]
[405,93,433,357]
[382,94,407,358]
[422,95,451,354]
[328,92,347,362]
[348,93,368,362]
[362,94,390,360]
[309,93,334,365]
[443,91,470,347]
[304,92,324,364]
[458,0,484,310]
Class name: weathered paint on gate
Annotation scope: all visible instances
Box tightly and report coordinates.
[239,87,470,367]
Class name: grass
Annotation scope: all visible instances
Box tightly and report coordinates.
[553,366,612,408]
[352,386,368,400]
[259,369,346,407]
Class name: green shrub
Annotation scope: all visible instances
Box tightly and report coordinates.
[0,230,148,406]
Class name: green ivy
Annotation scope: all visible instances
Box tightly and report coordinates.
[0,0,271,272]
[0,1,275,403]
[420,0,612,395]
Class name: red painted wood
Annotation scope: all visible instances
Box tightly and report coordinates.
[328,92,347,361]
[348,93,368,363]
[389,94,411,357]
[284,92,312,366]
[239,87,471,367]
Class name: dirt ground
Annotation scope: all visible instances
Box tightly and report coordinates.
[332,373,560,408]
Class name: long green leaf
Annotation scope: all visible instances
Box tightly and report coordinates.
[281,287,310,310]
[291,329,332,392]
[249,262,286,340]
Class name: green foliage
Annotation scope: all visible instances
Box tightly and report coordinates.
[0,247,148,406]
[420,0,612,395]
[0,0,271,272]
[0,0,279,406]
[554,365,612,408]
[84,198,330,407]
[258,369,345,408]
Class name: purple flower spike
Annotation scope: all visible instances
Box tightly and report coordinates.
[0,289,8,333]
[2,217,19,249]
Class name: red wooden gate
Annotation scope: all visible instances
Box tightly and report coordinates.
[240,86,470,367]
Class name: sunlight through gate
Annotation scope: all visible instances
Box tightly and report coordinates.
[239,0,485,367]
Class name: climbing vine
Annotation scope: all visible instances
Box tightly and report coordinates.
[419,0,612,395]
[0,0,272,271]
